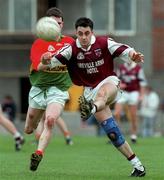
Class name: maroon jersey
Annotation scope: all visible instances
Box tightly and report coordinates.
[55,36,131,88]
[118,63,147,92]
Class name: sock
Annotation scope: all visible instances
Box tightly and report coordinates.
[64,132,71,139]
[35,150,43,156]
[128,154,144,171]
[91,104,97,114]
[130,134,137,140]
[14,131,21,139]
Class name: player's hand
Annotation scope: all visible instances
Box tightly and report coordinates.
[41,52,53,65]
[131,51,144,63]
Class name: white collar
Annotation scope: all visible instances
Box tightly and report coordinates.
[76,35,96,51]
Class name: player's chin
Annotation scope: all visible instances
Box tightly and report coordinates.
[81,42,89,48]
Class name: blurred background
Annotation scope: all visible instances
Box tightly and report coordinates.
[0,0,164,136]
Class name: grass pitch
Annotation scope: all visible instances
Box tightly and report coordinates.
[0,135,163,180]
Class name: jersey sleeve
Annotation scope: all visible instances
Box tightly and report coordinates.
[107,38,134,63]
[50,44,72,68]
[138,68,147,86]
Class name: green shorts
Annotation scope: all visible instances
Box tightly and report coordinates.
[29,86,69,110]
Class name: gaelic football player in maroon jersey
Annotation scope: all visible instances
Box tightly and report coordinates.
[39,17,146,177]
[114,62,147,143]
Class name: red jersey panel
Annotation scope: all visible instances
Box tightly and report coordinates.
[30,36,74,70]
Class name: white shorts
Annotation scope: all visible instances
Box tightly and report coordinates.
[29,86,69,110]
[117,91,139,105]
[83,76,122,103]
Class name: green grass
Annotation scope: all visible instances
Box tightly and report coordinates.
[0,135,163,180]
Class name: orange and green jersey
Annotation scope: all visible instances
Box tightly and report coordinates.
[29,36,74,91]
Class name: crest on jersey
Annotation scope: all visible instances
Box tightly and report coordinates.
[48,45,55,51]
[77,52,85,60]
[94,49,102,57]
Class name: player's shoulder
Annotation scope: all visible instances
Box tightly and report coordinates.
[61,35,75,43]
[95,36,110,48]
[96,35,114,41]
[32,38,48,47]
[96,35,108,41]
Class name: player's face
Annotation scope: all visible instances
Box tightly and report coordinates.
[76,26,93,49]
[51,16,64,30]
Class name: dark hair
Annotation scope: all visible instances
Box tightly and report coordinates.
[46,7,64,20]
[75,17,93,30]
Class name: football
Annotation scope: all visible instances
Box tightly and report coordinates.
[36,17,61,41]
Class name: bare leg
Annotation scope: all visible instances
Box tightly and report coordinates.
[94,82,118,111]
[34,115,73,145]
[0,109,24,151]
[96,106,136,160]
[56,117,70,135]
[37,103,63,152]
[24,107,44,134]
[56,117,73,145]
[117,141,134,157]
[114,103,123,126]
[129,105,138,142]
[35,116,45,141]
[92,83,145,175]
[0,112,18,135]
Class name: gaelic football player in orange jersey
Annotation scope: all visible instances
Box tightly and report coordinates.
[24,7,74,171]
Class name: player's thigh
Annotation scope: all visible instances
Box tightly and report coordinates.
[45,102,64,121]
[84,76,120,102]
[129,104,138,117]
[104,82,118,104]
[92,82,118,105]
[45,87,69,119]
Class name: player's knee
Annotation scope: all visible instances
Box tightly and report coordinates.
[46,116,55,128]
[107,131,125,147]
[24,126,33,134]
[108,132,117,141]
[101,117,125,147]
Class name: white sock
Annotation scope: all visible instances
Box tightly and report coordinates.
[130,156,144,171]
[91,105,97,114]
[14,131,21,139]
[130,134,137,140]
